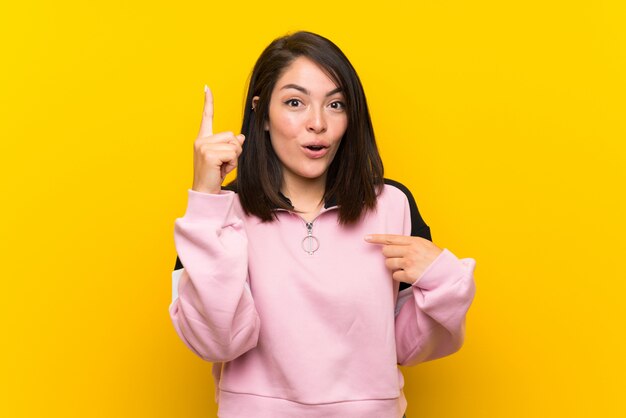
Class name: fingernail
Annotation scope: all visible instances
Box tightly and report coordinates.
[364,235,372,241]
[238,134,246,140]
[204,84,208,93]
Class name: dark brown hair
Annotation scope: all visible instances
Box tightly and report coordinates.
[232,31,384,225]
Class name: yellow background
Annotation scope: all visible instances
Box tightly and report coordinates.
[1,0,624,416]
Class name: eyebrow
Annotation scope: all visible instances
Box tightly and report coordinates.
[280,84,343,97]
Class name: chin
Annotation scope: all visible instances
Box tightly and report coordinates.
[298,165,331,180]
[298,172,327,181]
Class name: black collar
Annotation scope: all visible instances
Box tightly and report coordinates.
[279,192,337,210]
[224,183,337,209]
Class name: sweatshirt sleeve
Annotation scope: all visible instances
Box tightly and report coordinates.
[387,180,476,366]
[395,249,476,366]
[169,189,260,363]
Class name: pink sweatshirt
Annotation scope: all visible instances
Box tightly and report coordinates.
[169,182,476,417]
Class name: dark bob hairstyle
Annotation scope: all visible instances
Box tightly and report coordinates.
[232,31,384,225]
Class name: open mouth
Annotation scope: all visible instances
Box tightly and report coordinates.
[305,145,326,151]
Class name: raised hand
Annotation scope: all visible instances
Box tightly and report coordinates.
[364,234,443,285]
[192,85,245,194]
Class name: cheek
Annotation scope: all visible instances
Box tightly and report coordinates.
[333,116,348,137]
[269,113,300,139]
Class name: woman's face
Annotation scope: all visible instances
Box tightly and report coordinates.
[263,56,348,189]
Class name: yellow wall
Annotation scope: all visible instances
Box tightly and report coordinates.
[1,1,624,416]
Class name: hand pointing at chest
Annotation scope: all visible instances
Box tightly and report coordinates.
[365,234,443,285]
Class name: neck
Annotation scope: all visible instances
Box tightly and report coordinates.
[281,174,326,220]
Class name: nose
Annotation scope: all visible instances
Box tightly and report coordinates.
[306,107,327,134]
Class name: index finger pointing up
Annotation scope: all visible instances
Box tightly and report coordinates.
[198,84,214,137]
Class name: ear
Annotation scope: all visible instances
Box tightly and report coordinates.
[252,96,270,131]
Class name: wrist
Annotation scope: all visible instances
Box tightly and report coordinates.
[191,185,221,194]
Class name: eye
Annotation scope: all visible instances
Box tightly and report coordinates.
[284,99,302,107]
[329,101,346,110]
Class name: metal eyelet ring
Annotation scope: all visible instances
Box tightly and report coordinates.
[301,235,320,255]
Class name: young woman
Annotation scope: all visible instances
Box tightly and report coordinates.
[170,31,476,418]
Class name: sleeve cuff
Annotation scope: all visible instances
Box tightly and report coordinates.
[183,189,236,221]
[412,248,465,290]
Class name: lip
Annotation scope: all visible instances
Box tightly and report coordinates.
[301,144,330,159]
